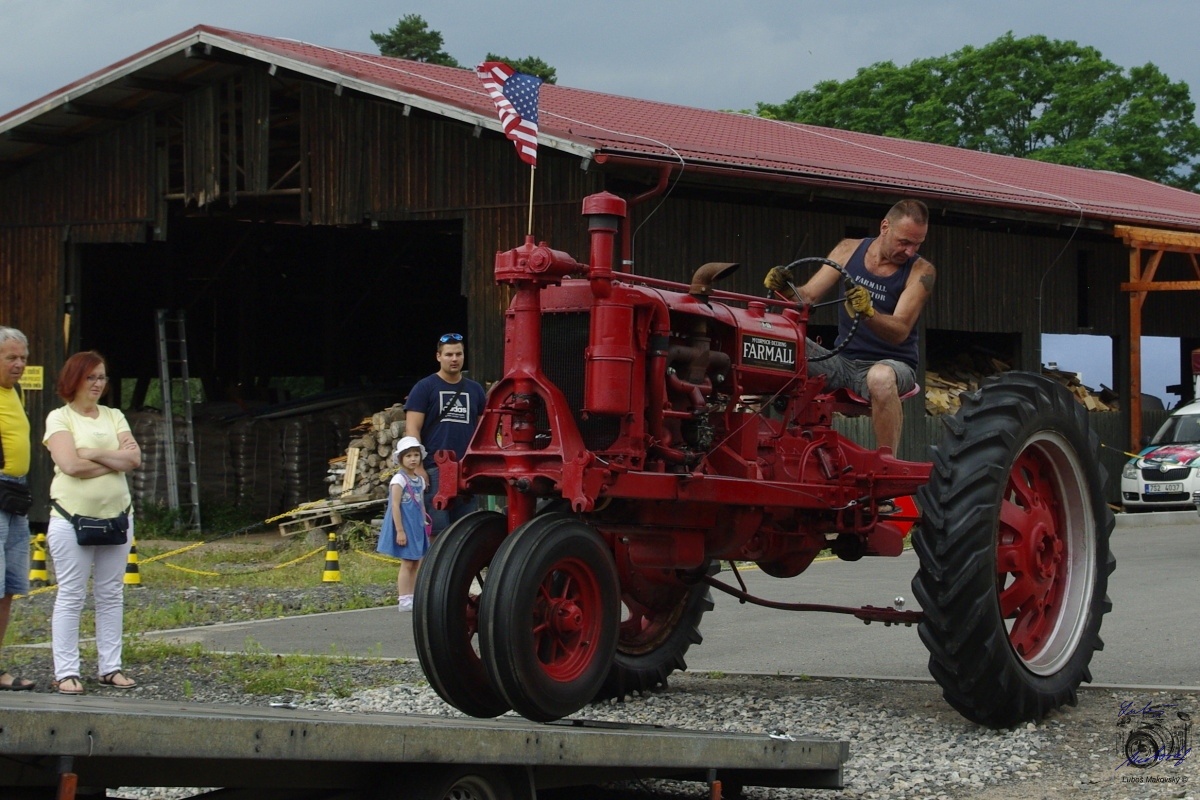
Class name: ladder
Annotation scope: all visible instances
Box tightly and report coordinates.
[155,309,201,531]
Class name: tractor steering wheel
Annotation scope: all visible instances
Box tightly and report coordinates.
[771,257,865,363]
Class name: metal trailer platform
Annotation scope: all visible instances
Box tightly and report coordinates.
[0,693,848,799]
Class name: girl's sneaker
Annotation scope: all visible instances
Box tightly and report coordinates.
[398,594,414,612]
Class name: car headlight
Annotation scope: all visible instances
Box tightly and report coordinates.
[1122,461,1139,480]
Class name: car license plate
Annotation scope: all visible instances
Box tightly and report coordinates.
[1144,483,1184,494]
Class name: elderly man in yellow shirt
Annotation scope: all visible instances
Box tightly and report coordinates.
[0,326,34,691]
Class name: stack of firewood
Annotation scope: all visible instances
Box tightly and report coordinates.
[924,355,1114,415]
[1041,366,1115,412]
[325,403,407,501]
[924,354,1012,415]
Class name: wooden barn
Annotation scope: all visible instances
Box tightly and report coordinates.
[3,24,1199,517]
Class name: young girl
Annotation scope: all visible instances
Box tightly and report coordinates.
[375,436,431,612]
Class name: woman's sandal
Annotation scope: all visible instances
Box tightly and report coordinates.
[52,676,85,695]
[0,671,35,691]
[99,670,137,689]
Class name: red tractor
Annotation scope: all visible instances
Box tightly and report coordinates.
[413,192,1115,729]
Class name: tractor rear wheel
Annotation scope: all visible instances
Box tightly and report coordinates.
[414,510,511,718]
[594,572,715,701]
[912,372,1115,728]
[480,513,620,722]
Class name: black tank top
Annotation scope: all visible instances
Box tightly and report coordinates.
[836,238,919,368]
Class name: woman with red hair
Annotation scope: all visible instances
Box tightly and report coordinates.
[43,351,141,695]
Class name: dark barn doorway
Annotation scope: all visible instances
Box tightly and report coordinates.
[75,216,466,406]
[68,216,468,521]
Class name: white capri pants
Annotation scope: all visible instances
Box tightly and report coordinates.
[46,515,133,681]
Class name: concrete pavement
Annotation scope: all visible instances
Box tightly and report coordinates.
[144,510,1197,688]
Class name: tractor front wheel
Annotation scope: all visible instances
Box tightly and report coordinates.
[480,513,620,722]
[414,510,511,718]
[912,371,1115,728]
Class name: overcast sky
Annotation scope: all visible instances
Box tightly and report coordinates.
[5,0,1200,116]
[1,0,1194,401]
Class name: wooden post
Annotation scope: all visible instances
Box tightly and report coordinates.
[1129,245,1143,450]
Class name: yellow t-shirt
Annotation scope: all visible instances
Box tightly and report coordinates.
[0,385,30,478]
[43,405,133,518]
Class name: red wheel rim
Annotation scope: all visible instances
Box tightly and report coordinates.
[992,427,1104,677]
[532,557,606,681]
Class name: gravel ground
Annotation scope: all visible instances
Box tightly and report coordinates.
[7,588,1198,800]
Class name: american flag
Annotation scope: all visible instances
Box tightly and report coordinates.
[476,61,542,167]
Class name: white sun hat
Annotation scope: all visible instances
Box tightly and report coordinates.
[391,435,427,464]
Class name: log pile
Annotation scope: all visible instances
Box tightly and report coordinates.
[923,354,1012,415]
[1042,366,1115,412]
[325,403,407,502]
[924,355,1114,415]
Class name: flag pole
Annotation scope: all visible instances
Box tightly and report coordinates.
[527,166,536,236]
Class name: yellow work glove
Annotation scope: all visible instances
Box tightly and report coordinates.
[844,283,875,318]
[764,266,797,299]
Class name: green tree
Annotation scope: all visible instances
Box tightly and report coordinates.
[757,33,1200,190]
[370,14,460,66]
[483,53,557,84]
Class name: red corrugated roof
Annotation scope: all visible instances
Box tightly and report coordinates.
[5,24,1200,231]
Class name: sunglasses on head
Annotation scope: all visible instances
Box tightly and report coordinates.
[439,333,464,343]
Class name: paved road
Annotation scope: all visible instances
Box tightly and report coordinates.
[148,512,1198,688]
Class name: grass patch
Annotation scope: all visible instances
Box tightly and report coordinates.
[7,524,407,698]
[4,637,399,699]
[134,499,263,541]
[7,533,399,640]
[123,637,390,698]
[134,536,398,590]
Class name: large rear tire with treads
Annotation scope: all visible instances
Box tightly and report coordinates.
[912,371,1115,728]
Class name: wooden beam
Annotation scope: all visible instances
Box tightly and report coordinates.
[1,128,76,147]
[184,44,252,65]
[1114,224,1200,252]
[1119,280,1200,292]
[1129,247,1143,447]
[62,102,138,121]
[121,76,198,95]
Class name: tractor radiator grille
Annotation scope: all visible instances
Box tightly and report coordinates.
[541,312,621,451]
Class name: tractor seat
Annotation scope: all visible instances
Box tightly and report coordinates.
[829,384,921,417]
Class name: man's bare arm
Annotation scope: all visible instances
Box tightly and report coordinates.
[859,259,936,345]
[796,238,859,305]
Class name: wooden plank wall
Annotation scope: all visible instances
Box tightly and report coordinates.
[0,112,157,345]
[301,84,603,379]
[0,114,157,515]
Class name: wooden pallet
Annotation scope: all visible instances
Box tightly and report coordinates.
[277,498,385,537]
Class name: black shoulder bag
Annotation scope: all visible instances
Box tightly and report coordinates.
[51,499,129,546]
[0,383,32,516]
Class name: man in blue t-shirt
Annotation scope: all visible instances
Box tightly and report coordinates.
[404,333,487,536]
[766,199,936,453]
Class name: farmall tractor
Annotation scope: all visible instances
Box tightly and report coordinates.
[413,192,1115,729]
